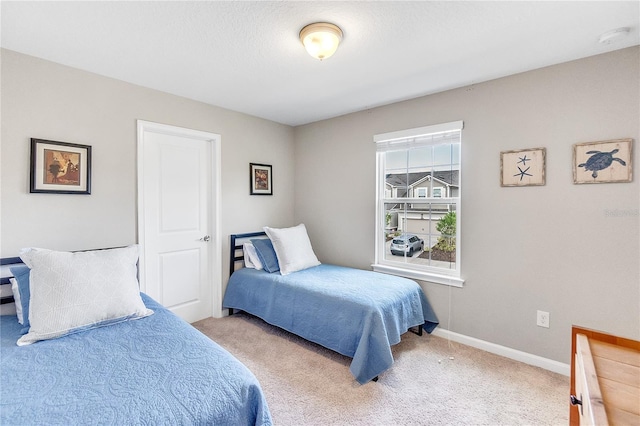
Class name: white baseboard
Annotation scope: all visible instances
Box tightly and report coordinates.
[432,328,570,376]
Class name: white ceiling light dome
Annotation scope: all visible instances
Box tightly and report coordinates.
[299,22,343,61]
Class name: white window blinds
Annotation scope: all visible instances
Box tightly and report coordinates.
[374,120,464,152]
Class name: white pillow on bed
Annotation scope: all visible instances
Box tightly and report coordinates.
[9,278,23,324]
[264,224,320,275]
[242,242,263,270]
[17,245,153,346]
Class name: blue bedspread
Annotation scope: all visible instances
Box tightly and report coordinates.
[0,293,272,426]
[223,264,439,384]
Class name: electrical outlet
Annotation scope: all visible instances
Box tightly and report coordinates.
[537,310,550,328]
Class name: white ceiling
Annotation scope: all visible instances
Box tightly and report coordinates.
[2,1,638,126]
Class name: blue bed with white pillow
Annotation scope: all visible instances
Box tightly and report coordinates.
[224,225,439,384]
[0,246,272,426]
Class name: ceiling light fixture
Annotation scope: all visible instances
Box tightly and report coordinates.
[299,22,343,61]
[598,27,630,44]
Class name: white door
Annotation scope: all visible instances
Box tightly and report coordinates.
[137,120,222,323]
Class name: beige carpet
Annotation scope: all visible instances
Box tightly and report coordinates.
[192,313,569,426]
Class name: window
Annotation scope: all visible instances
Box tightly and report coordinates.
[373,121,463,287]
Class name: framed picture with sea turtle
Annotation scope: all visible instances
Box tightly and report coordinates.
[573,138,632,184]
[30,138,92,194]
[500,147,546,187]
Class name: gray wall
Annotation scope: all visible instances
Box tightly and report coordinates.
[0,49,296,291]
[2,47,638,365]
[294,47,640,364]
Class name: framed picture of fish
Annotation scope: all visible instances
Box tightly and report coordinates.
[500,147,546,187]
[30,138,92,194]
[573,138,633,184]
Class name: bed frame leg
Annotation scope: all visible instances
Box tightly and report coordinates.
[409,324,423,336]
[372,376,379,382]
[229,308,234,316]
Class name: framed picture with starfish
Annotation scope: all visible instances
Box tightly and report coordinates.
[573,138,632,184]
[500,147,546,187]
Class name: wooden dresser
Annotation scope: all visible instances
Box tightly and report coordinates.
[570,326,640,425]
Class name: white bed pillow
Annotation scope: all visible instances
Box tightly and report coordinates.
[9,278,23,324]
[264,224,320,275]
[243,242,264,270]
[17,245,153,346]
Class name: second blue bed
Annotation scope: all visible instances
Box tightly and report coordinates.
[223,263,439,384]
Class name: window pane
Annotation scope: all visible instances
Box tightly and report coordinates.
[433,162,460,197]
[451,144,460,167]
[423,204,457,270]
[383,202,456,270]
[385,150,408,173]
[433,144,454,166]
[384,151,409,198]
[407,146,432,171]
[383,203,401,238]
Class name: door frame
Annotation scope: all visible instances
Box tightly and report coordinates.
[136,120,223,318]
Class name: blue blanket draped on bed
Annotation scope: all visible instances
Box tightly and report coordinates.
[223,264,439,384]
[0,293,272,426]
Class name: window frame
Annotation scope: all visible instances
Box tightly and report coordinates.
[372,121,464,287]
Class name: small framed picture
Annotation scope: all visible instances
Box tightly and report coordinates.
[500,148,546,187]
[250,163,272,195]
[30,138,91,194]
[573,138,632,184]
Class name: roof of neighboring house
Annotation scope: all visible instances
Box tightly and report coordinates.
[386,171,459,188]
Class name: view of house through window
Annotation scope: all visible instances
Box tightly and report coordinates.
[374,121,462,285]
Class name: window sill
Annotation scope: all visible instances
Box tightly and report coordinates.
[371,264,464,287]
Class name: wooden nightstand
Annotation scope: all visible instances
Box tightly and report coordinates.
[570,326,640,425]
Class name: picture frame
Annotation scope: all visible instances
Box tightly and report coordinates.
[249,163,272,195]
[573,138,632,184]
[500,147,546,187]
[30,138,91,194]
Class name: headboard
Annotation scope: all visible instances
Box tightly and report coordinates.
[229,232,267,276]
[0,257,25,314]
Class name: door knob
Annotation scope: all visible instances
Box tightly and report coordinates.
[199,235,211,242]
